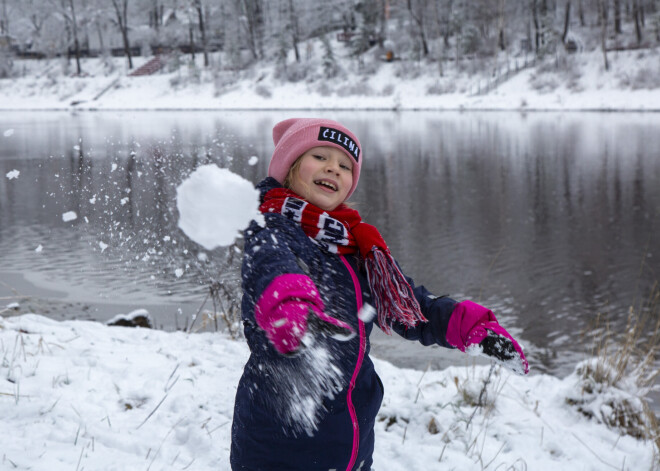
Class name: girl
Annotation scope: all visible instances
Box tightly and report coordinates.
[230,118,528,471]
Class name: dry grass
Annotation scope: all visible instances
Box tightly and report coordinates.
[570,282,660,453]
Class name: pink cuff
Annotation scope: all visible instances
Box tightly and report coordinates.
[446,300,496,351]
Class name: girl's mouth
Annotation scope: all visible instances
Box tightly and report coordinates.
[314,180,338,192]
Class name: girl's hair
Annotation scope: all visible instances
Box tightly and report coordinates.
[283,156,302,190]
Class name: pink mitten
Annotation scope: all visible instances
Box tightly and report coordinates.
[255,274,353,355]
[446,300,529,375]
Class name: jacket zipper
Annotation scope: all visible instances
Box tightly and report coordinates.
[340,255,365,471]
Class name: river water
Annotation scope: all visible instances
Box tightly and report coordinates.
[1,110,659,378]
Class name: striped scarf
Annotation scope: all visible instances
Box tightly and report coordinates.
[260,187,426,333]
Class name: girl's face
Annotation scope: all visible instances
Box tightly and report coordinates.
[289,146,354,211]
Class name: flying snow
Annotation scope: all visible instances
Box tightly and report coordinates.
[3,129,14,137]
[176,165,263,250]
[62,211,78,222]
[248,156,259,166]
[5,170,19,180]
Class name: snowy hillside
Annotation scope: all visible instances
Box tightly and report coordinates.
[1,41,659,111]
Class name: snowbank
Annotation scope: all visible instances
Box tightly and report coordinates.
[1,48,659,111]
[0,314,655,470]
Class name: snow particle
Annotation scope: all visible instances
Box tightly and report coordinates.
[248,156,259,166]
[99,241,108,252]
[5,170,20,180]
[3,129,15,137]
[175,268,184,278]
[35,244,43,253]
[62,211,78,222]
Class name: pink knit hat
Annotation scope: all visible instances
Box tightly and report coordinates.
[268,118,362,199]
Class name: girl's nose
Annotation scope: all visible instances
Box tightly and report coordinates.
[325,159,340,174]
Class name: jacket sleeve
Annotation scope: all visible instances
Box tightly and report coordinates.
[386,271,458,349]
[241,214,310,319]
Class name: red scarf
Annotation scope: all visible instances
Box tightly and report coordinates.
[260,187,426,333]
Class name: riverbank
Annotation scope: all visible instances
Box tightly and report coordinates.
[1,46,659,111]
[0,313,656,470]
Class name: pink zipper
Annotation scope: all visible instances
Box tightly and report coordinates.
[340,255,365,471]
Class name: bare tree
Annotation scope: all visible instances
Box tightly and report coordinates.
[193,0,209,66]
[51,0,83,74]
[599,0,609,69]
[407,0,430,56]
[110,0,133,69]
[632,0,643,43]
[241,0,264,60]
[562,0,571,44]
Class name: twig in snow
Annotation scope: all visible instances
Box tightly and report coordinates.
[146,418,184,471]
[165,364,180,392]
[136,393,169,430]
[187,291,210,333]
[39,397,60,416]
[181,458,196,470]
[571,432,619,470]
[482,441,506,470]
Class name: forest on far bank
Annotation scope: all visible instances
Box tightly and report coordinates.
[1,0,659,81]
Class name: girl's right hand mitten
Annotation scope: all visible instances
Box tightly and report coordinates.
[255,274,354,355]
[446,300,529,375]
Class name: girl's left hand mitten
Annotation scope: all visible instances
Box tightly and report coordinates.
[446,300,529,375]
[255,274,353,355]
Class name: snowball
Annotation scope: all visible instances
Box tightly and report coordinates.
[174,268,184,278]
[99,241,108,252]
[3,129,14,137]
[176,165,263,250]
[35,245,43,252]
[248,156,259,166]
[5,170,19,180]
[62,211,78,222]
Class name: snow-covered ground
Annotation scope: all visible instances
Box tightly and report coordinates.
[1,43,659,111]
[0,313,656,471]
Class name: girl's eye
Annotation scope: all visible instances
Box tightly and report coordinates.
[313,155,326,161]
[340,164,352,171]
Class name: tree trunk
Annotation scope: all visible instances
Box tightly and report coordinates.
[288,0,300,62]
[111,0,133,69]
[498,0,506,51]
[578,0,585,26]
[1,0,8,35]
[562,0,571,43]
[189,23,195,61]
[632,0,643,44]
[68,0,82,75]
[614,0,621,34]
[406,0,429,56]
[599,0,609,70]
[195,0,209,67]
[532,0,541,52]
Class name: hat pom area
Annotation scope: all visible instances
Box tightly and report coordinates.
[272,118,299,146]
[267,118,363,199]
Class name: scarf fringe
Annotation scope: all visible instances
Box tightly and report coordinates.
[365,248,427,335]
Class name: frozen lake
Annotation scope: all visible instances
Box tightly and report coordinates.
[1,110,659,377]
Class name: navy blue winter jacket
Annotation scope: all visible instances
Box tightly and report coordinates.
[230,178,458,471]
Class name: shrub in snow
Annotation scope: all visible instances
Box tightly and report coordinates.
[336,81,375,97]
[255,84,272,98]
[427,80,456,95]
[566,358,659,444]
[565,304,660,449]
[321,35,339,79]
[106,309,154,329]
[0,49,14,79]
[381,83,395,96]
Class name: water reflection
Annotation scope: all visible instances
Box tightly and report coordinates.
[0,111,659,376]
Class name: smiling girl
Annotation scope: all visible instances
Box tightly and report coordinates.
[230,118,528,471]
